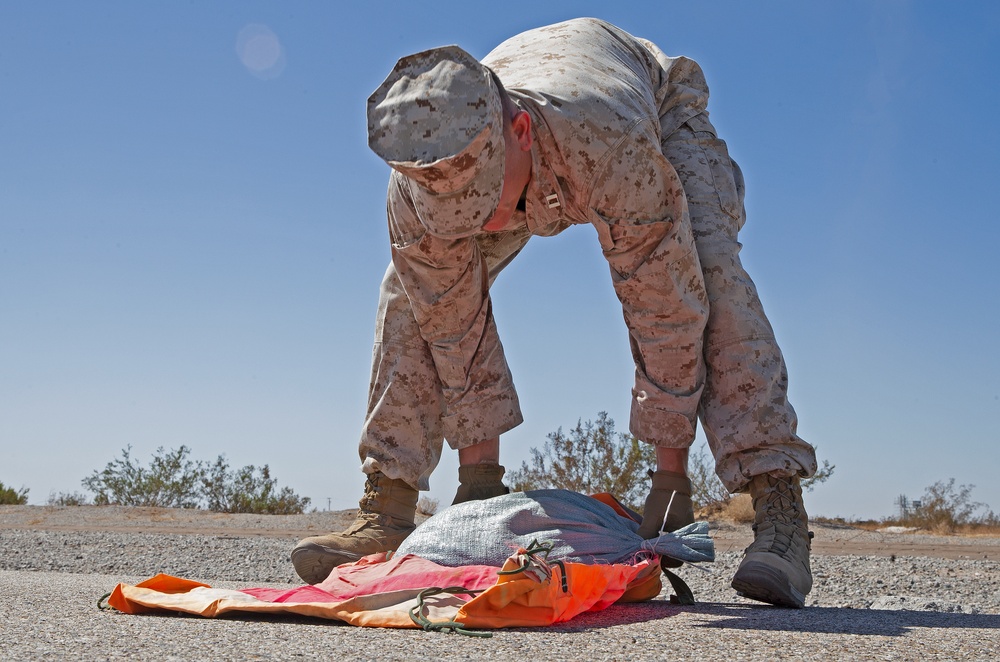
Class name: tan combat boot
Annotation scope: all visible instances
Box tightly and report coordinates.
[730,472,813,608]
[637,470,695,569]
[291,472,417,584]
[452,463,510,505]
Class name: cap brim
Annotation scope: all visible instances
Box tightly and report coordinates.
[406,131,505,239]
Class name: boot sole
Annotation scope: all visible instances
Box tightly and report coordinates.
[731,560,806,609]
[291,542,366,585]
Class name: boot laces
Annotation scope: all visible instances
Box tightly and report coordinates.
[358,473,383,511]
[752,476,805,557]
[354,473,386,531]
[353,473,413,531]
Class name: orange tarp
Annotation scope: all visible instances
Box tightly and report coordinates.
[104,492,687,630]
[106,551,661,630]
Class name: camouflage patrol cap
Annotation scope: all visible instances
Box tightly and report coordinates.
[367,45,504,238]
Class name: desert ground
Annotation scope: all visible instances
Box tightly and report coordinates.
[2,505,998,660]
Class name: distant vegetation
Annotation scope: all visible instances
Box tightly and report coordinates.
[47,491,90,506]
[0,481,29,505]
[688,441,835,510]
[76,445,311,514]
[10,428,997,536]
[416,496,439,516]
[893,479,998,533]
[509,412,835,514]
[508,412,657,512]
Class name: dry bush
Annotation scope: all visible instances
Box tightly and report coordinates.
[688,444,730,509]
[511,413,834,518]
[849,479,1000,537]
[720,493,755,523]
[47,491,90,506]
[901,479,995,534]
[695,493,755,523]
[689,443,835,512]
[416,496,439,516]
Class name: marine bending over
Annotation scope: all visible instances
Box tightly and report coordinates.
[292,18,818,609]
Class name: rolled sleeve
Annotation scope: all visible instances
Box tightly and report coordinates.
[591,122,708,447]
[387,177,522,445]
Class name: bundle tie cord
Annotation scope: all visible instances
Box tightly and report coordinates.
[97,592,113,610]
[496,539,569,592]
[408,586,492,638]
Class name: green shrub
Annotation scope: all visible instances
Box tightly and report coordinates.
[510,413,835,513]
[82,446,311,514]
[201,455,311,515]
[0,481,29,505]
[83,445,203,508]
[508,412,655,512]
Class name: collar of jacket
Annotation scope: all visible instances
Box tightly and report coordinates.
[517,99,576,238]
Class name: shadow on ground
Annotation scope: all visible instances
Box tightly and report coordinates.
[556,600,1000,636]
[98,594,1000,638]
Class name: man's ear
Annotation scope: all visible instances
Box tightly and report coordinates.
[511,110,533,151]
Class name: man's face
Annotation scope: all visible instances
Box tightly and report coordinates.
[482,110,532,232]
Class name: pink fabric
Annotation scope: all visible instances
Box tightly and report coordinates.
[241,553,501,604]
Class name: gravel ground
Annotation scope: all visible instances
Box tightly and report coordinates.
[2,505,999,660]
[2,530,999,613]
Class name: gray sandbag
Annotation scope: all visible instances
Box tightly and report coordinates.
[395,488,714,567]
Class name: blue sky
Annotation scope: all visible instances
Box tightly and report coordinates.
[2,1,998,519]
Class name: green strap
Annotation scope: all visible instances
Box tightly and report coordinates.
[97,592,113,610]
[663,568,696,605]
[408,586,492,638]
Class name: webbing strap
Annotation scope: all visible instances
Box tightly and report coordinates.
[408,586,492,637]
[663,567,696,605]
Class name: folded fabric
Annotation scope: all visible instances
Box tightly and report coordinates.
[396,489,714,566]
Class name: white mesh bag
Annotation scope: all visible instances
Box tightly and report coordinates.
[395,488,714,567]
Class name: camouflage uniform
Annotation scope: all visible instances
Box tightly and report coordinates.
[361,18,816,492]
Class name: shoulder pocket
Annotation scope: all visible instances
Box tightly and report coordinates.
[387,175,428,249]
[595,213,675,280]
[670,116,745,227]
